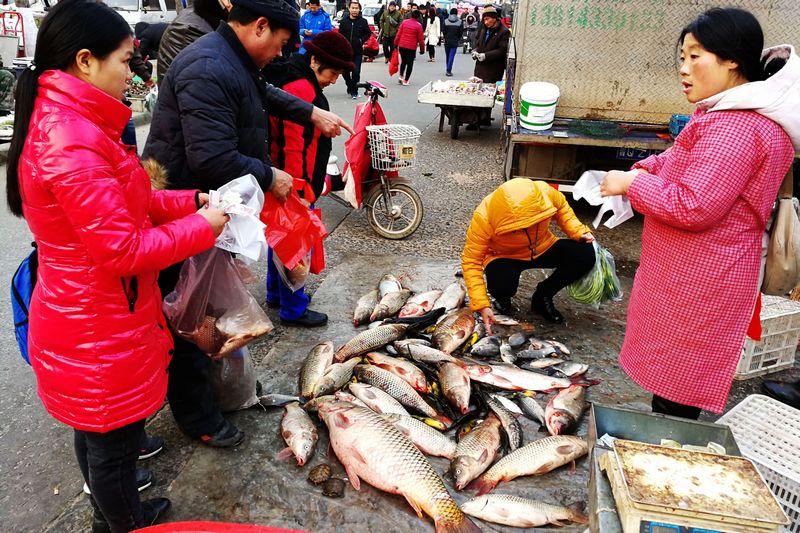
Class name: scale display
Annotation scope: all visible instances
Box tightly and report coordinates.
[639,521,729,533]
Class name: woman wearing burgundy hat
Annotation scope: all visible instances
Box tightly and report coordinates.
[263,31,354,327]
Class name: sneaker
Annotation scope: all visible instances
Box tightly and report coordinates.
[280,309,328,328]
[83,468,154,495]
[138,435,164,460]
[492,297,512,315]
[198,420,245,448]
[398,76,404,85]
[91,497,171,533]
[402,80,410,86]
[351,94,358,99]
[445,71,453,77]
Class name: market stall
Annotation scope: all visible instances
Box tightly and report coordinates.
[418,79,497,139]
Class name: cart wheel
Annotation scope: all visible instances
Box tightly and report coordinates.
[366,183,423,239]
[450,109,460,140]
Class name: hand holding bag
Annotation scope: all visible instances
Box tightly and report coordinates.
[762,167,800,295]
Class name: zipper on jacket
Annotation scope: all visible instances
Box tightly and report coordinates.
[121,276,139,313]
[524,226,539,260]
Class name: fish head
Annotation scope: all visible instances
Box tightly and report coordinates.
[459,495,490,515]
[545,409,573,436]
[451,456,478,489]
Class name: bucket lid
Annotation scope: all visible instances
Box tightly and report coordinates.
[520,81,560,102]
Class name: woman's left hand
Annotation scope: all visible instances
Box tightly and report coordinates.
[197,193,209,207]
[580,232,595,243]
[600,170,637,197]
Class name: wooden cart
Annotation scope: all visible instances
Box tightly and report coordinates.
[417,81,497,140]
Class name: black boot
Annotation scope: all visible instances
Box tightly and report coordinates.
[762,380,800,409]
[90,498,171,533]
[492,296,512,315]
[531,293,564,323]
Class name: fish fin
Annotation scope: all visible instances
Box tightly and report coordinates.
[534,460,556,474]
[362,388,378,400]
[396,367,409,375]
[568,459,577,475]
[435,515,482,533]
[275,447,294,461]
[467,475,497,496]
[434,414,453,428]
[556,444,574,454]
[333,412,352,429]
[477,448,489,463]
[567,502,589,524]
[394,424,411,437]
[401,492,424,518]
[344,464,361,490]
[550,519,566,527]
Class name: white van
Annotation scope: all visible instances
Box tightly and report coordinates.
[105,0,178,28]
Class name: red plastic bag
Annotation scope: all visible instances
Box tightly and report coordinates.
[388,48,399,76]
[310,208,325,274]
[364,34,379,51]
[260,192,327,270]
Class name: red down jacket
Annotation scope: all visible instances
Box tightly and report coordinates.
[19,70,215,432]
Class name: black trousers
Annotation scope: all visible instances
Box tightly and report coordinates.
[159,262,225,438]
[484,239,595,301]
[652,394,702,420]
[381,36,395,59]
[427,44,436,59]
[342,51,363,96]
[75,419,146,533]
[398,47,416,80]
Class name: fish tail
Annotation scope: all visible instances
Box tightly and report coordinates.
[467,474,497,496]
[435,514,482,533]
[571,377,601,387]
[567,502,589,524]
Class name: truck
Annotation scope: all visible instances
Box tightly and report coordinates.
[503,0,800,192]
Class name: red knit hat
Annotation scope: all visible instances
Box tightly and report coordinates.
[304,31,355,71]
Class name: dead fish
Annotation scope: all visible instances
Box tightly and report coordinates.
[492,314,519,326]
[399,289,443,318]
[277,402,318,467]
[348,382,410,416]
[470,335,502,358]
[544,339,571,356]
[433,308,476,354]
[526,358,564,369]
[456,418,482,441]
[507,332,529,349]
[334,390,368,408]
[499,341,516,365]
[381,413,457,459]
[258,394,302,408]
[353,289,380,327]
[397,343,464,367]
[355,364,450,426]
[470,435,588,494]
[451,413,503,490]
[303,395,337,412]
[466,363,575,392]
[490,394,523,416]
[299,341,335,400]
[486,395,523,451]
[555,362,588,377]
[333,324,409,362]
[545,385,586,436]
[515,393,546,426]
[515,345,557,360]
[393,338,432,350]
[378,273,403,298]
[438,362,472,415]
[319,402,480,532]
[526,337,549,350]
[432,281,466,312]
[313,358,361,397]
[461,495,588,528]
[370,289,412,322]
[365,352,428,393]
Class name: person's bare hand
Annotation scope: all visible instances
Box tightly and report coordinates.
[580,232,595,243]
[311,107,354,137]
[479,307,495,336]
[600,170,637,197]
[270,169,293,201]
[197,206,229,237]
[197,193,209,207]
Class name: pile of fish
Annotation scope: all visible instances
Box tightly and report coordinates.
[270,274,597,531]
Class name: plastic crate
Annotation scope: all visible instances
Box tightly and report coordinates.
[737,295,800,380]
[717,395,799,532]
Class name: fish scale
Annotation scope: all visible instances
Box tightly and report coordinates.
[355,364,438,419]
[439,362,471,415]
[460,494,588,528]
[353,289,380,326]
[486,395,523,450]
[312,357,361,398]
[370,289,412,322]
[319,402,480,532]
[451,413,502,490]
[334,324,408,362]
[381,413,457,459]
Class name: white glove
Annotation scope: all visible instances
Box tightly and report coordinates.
[471,50,478,60]
[476,52,486,61]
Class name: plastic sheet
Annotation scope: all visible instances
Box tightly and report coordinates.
[572,170,634,229]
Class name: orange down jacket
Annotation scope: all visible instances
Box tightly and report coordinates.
[20,70,215,432]
[461,178,591,311]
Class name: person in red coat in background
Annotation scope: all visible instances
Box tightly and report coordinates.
[264,31,354,327]
[5,2,228,531]
[394,10,425,85]
[601,8,800,419]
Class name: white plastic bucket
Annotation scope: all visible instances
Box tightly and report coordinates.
[519,81,560,131]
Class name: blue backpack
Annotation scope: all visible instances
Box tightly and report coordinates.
[11,243,37,365]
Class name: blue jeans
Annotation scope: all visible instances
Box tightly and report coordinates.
[445,46,457,74]
[267,247,310,320]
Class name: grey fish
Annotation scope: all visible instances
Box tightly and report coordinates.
[461,495,588,528]
[370,289,412,322]
[515,393,546,425]
[544,339,571,356]
[378,273,403,298]
[432,281,466,312]
[486,395,523,451]
[499,341,516,365]
[507,332,529,349]
[515,345,557,360]
[259,394,302,408]
[299,341,335,400]
[334,324,409,362]
[353,289,380,327]
[365,351,428,393]
[490,394,523,416]
[397,343,464,367]
[526,358,564,369]
[381,413,457,459]
[312,357,361,397]
[349,382,410,415]
[393,338,433,350]
[555,362,588,377]
[451,413,503,490]
[470,335,502,357]
[398,289,443,318]
[432,308,475,354]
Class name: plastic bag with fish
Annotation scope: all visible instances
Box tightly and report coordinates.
[210,347,259,412]
[272,251,311,292]
[163,248,273,357]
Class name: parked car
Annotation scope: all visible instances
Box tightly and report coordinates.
[105,0,178,28]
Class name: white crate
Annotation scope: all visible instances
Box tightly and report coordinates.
[717,395,800,532]
[737,295,800,380]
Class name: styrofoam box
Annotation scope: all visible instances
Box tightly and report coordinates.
[737,295,800,380]
[717,395,800,532]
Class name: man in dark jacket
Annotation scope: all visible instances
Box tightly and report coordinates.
[143,0,351,449]
[338,1,372,98]
[471,5,509,83]
[441,7,461,76]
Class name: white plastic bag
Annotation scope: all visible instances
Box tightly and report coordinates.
[572,170,634,229]
[210,347,259,412]
[210,175,268,262]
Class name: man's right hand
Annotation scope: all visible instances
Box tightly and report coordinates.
[270,168,293,201]
[479,307,495,336]
[197,207,229,237]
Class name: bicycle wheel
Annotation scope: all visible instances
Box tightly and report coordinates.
[366,182,423,239]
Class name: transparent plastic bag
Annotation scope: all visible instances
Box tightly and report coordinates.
[567,241,624,307]
[211,175,267,262]
[272,251,311,293]
[210,347,259,412]
[163,248,273,357]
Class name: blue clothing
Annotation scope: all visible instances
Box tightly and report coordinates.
[445,45,457,74]
[267,248,310,320]
[299,9,333,53]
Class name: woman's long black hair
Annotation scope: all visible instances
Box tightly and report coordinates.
[679,7,765,83]
[6,0,131,217]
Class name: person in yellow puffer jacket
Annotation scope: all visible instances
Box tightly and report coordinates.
[462,178,595,331]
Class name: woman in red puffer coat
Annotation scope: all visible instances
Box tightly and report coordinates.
[5,2,229,531]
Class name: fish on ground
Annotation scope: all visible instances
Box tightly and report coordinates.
[319,402,481,533]
[469,335,501,358]
[399,289,443,318]
[460,495,588,528]
[370,289,413,322]
[515,345,557,360]
[486,394,523,451]
[349,382,410,416]
[466,363,575,392]
[515,393,546,426]
[355,364,450,426]
[438,362,472,415]
[353,289,380,327]
[313,357,361,398]
[299,341,335,400]
[334,324,409,362]
[545,385,586,436]
[432,281,467,312]
[378,274,404,298]
[555,361,589,377]
[525,357,564,369]
[450,413,503,491]
[433,308,476,355]
[277,402,318,467]
[365,351,428,393]
[258,394,301,408]
[382,413,458,459]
